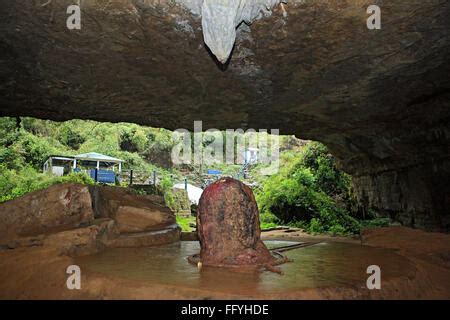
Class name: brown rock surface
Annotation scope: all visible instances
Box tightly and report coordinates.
[197,177,274,266]
[42,224,105,257]
[110,224,181,248]
[0,183,179,248]
[0,183,94,245]
[361,226,450,269]
[115,206,174,233]
[90,185,176,233]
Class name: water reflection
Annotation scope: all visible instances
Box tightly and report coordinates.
[77,241,414,294]
[198,266,262,294]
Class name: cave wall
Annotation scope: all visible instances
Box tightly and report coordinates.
[0,0,449,230]
[353,161,450,231]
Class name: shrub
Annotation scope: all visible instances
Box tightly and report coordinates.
[308,218,324,234]
[0,117,20,147]
[360,217,390,229]
[142,128,174,169]
[171,189,191,213]
[17,132,67,169]
[176,215,196,232]
[259,212,280,229]
[0,145,25,170]
[255,142,361,235]
[302,142,350,196]
[160,174,175,209]
[59,126,85,150]
[119,128,147,153]
[0,165,95,203]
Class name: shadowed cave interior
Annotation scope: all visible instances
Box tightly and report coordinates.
[0,0,449,299]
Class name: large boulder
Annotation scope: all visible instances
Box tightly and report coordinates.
[0,183,94,245]
[115,206,175,233]
[197,177,274,266]
[0,183,180,248]
[89,185,176,233]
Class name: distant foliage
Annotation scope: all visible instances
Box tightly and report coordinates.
[0,117,179,206]
[18,132,67,168]
[256,142,360,235]
[171,189,191,213]
[119,127,147,153]
[0,164,94,203]
[59,126,85,150]
[302,142,351,196]
[142,128,174,169]
[0,117,20,147]
[160,174,175,210]
[259,212,280,229]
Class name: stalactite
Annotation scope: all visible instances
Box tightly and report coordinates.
[178,0,283,63]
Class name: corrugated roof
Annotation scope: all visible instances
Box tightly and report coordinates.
[74,152,124,162]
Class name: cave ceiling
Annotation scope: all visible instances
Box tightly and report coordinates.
[0,0,449,175]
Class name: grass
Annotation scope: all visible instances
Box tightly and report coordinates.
[176,214,391,234]
[259,212,281,230]
[176,214,282,232]
[260,221,279,230]
[360,217,390,229]
[176,215,196,232]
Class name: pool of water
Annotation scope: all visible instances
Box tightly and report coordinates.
[76,241,415,295]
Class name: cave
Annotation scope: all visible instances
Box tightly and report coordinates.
[1,0,449,231]
[0,0,450,301]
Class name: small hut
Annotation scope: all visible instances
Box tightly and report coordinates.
[73,152,124,172]
[43,152,124,183]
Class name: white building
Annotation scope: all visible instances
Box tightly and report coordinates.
[43,152,124,177]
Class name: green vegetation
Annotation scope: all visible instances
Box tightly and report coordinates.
[0,117,179,203]
[360,217,390,229]
[0,166,95,203]
[0,116,386,236]
[176,215,196,232]
[255,142,361,235]
[259,212,280,230]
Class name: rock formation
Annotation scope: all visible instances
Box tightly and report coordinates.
[181,0,283,63]
[0,183,180,249]
[89,185,176,233]
[0,0,449,230]
[197,177,274,266]
[0,183,94,245]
